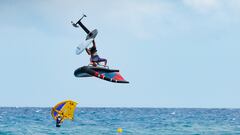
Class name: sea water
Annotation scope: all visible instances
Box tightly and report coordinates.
[0,108,240,135]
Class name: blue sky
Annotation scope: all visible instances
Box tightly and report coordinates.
[0,0,240,108]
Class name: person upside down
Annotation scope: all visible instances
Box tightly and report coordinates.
[85,39,107,67]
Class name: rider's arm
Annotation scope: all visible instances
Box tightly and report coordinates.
[85,48,90,55]
[92,40,96,48]
[60,118,64,123]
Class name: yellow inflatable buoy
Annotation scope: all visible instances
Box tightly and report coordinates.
[117,128,123,133]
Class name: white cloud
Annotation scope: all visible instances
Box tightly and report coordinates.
[183,0,240,14]
[227,0,240,12]
[183,0,220,13]
[102,0,173,40]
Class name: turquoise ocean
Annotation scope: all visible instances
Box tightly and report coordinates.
[1,107,240,135]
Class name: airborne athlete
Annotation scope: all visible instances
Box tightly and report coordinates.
[71,14,129,83]
[85,40,107,67]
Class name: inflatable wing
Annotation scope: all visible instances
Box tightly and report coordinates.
[74,66,129,83]
[51,100,78,121]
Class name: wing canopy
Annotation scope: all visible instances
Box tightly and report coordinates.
[74,66,129,83]
[51,100,78,121]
